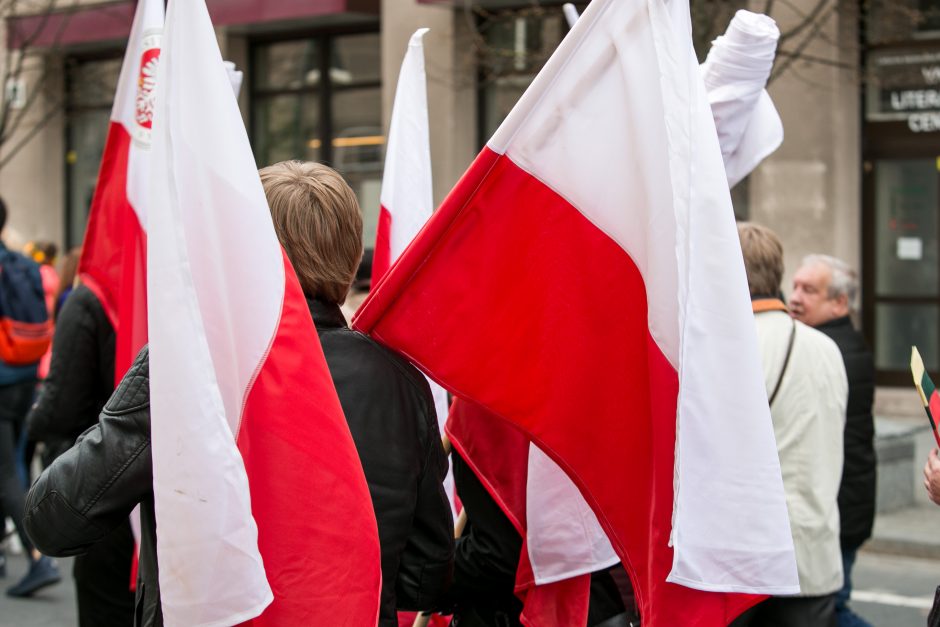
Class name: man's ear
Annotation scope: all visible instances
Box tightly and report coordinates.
[833,293,850,315]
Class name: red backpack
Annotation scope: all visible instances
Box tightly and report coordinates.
[0,248,53,366]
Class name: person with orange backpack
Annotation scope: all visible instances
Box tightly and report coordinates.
[0,197,60,597]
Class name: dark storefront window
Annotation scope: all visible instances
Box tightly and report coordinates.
[868,159,939,376]
[251,32,382,249]
[864,6,940,384]
[64,54,122,248]
[476,6,586,145]
[474,3,750,216]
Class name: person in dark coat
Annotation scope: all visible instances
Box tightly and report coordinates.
[259,160,455,626]
[26,283,135,626]
[444,400,632,626]
[24,351,158,625]
[448,450,633,627]
[790,254,876,627]
[26,161,456,627]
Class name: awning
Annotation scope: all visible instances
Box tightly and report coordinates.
[6,1,134,50]
[207,0,378,27]
[6,0,379,50]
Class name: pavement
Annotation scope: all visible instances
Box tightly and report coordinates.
[867,414,940,560]
[867,504,940,560]
[0,553,75,627]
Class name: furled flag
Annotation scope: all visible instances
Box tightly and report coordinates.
[701,10,783,188]
[78,0,162,383]
[370,27,432,286]
[147,0,381,625]
[912,347,940,448]
[370,28,455,520]
[354,0,799,625]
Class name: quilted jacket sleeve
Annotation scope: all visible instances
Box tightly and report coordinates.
[395,385,455,611]
[27,285,115,443]
[24,348,151,557]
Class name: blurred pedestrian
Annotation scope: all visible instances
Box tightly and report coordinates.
[0,198,60,597]
[731,223,847,627]
[790,254,876,627]
[26,281,134,625]
[17,241,60,486]
[24,241,59,319]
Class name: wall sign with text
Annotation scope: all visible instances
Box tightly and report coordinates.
[867,49,940,132]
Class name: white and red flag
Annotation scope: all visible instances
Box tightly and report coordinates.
[371,28,432,286]
[78,0,162,383]
[147,0,381,625]
[355,0,799,625]
[371,28,455,520]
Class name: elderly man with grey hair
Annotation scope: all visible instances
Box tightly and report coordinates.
[790,254,876,627]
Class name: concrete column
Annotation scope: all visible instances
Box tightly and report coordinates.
[747,0,862,288]
[0,51,66,250]
[382,0,477,206]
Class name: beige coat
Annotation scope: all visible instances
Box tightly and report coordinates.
[755,310,848,596]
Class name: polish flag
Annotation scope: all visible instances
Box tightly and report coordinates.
[371,28,455,516]
[374,29,455,627]
[78,0,162,383]
[354,0,799,625]
[147,0,381,625]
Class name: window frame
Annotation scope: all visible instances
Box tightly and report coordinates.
[63,49,124,249]
[248,26,381,169]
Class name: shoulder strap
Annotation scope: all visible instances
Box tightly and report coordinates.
[768,318,796,407]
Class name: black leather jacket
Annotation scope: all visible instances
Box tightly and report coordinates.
[26,300,455,627]
[24,348,160,626]
[27,284,116,450]
[816,316,876,551]
[310,298,455,626]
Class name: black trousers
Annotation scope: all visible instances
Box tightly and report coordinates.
[730,594,837,627]
[74,519,136,627]
[0,379,36,556]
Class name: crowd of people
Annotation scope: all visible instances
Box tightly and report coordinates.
[0,159,915,627]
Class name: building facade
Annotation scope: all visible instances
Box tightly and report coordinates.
[0,0,937,387]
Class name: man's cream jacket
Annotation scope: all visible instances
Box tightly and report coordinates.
[755,310,848,597]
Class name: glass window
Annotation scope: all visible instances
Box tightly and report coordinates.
[874,159,939,297]
[67,57,122,108]
[67,109,111,246]
[251,31,382,249]
[869,157,940,382]
[875,303,939,371]
[252,94,320,166]
[475,2,745,143]
[332,34,381,85]
[253,40,320,91]
[333,87,383,246]
[477,9,573,144]
[65,55,122,247]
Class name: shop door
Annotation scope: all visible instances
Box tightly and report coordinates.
[865,157,939,384]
